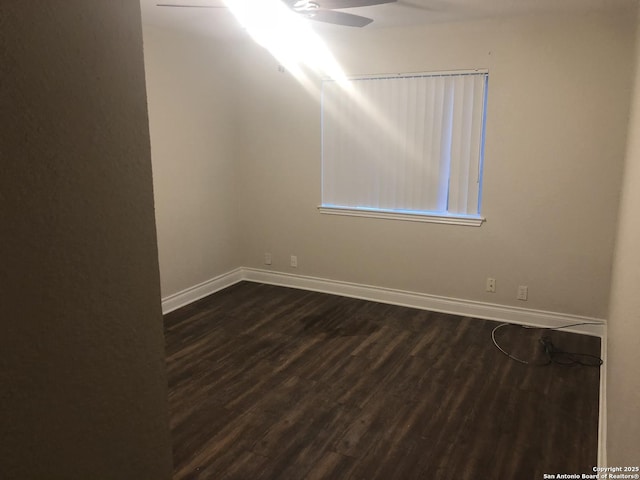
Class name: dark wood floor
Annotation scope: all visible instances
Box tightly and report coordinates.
[164,281,601,480]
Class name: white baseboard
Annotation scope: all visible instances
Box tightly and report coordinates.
[161,268,243,314]
[242,268,606,337]
[162,266,607,462]
[597,330,607,468]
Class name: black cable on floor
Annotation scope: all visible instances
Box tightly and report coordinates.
[491,322,604,367]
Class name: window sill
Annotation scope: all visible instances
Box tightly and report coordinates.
[318,206,485,227]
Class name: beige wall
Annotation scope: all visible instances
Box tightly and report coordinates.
[607,9,640,465]
[143,27,242,298]
[0,2,172,479]
[234,11,635,319]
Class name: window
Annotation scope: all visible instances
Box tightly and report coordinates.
[320,70,488,226]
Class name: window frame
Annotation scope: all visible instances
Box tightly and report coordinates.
[319,69,488,227]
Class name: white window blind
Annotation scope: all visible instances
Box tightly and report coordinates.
[321,70,488,224]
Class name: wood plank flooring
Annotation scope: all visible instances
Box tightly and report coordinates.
[164,281,601,479]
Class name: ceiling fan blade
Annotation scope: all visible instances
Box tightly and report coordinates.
[308,9,373,27]
[156,2,378,28]
[317,0,396,9]
[156,3,226,7]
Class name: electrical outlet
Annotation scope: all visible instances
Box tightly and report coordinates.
[486,277,496,293]
[290,255,298,268]
[264,252,272,265]
[517,285,528,301]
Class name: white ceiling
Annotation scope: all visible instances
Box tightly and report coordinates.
[140,0,637,38]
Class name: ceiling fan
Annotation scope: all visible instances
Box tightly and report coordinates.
[156,0,398,27]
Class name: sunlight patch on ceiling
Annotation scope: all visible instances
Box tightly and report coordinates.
[224,0,348,82]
